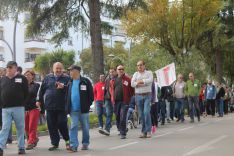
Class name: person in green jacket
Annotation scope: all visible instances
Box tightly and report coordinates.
[185,72,201,123]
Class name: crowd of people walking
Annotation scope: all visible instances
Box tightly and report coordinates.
[0,60,233,155]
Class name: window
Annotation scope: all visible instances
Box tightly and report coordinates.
[25,53,39,62]
[0,54,4,61]
[68,39,73,46]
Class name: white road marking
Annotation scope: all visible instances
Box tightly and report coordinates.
[153,132,174,138]
[177,126,194,132]
[183,135,228,156]
[109,142,139,150]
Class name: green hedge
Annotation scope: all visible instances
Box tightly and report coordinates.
[12,113,115,135]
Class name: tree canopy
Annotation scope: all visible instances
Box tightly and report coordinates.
[34,49,75,76]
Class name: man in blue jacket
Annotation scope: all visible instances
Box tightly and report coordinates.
[37,62,70,151]
[66,65,93,152]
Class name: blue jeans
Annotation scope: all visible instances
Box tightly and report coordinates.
[135,94,152,133]
[217,99,224,116]
[96,101,106,128]
[104,100,113,132]
[165,100,171,120]
[175,98,185,121]
[188,96,200,120]
[127,108,134,121]
[69,111,89,149]
[0,107,25,149]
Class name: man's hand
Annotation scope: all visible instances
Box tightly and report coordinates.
[56,82,64,89]
[36,102,41,107]
[137,80,144,85]
[36,102,41,111]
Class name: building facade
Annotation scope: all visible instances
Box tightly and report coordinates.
[0,13,130,70]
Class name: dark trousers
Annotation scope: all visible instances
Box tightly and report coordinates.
[46,110,69,146]
[151,102,158,127]
[0,108,2,128]
[160,100,166,124]
[114,102,128,136]
[224,100,229,114]
[170,101,175,120]
[206,99,215,116]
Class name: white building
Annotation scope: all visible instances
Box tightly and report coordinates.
[0,13,130,70]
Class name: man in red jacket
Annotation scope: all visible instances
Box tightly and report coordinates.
[93,75,106,134]
[114,65,134,139]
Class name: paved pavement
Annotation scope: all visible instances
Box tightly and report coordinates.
[4,113,234,156]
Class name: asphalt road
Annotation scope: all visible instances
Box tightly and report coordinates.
[4,113,234,156]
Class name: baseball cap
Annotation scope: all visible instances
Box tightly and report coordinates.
[67,65,81,71]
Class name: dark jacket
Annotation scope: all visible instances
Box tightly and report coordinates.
[66,76,94,114]
[0,74,28,108]
[216,87,225,99]
[114,74,134,104]
[160,86,173,102]
[25,82,40,111]
[104,76,117,100]
[38,73,70,111]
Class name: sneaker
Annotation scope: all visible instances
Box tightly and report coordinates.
[198,118,201,122]
[33,138,39,147]
[190,119,194,123]
[139,133,146,138]
[18,149,26,155]
[48,145,58,151]
[65,141,70,150]
[176,119,180,122]
[7,139,12,144]
[26,144,34,150]
[98,128,104,135]
[0,148,3,156]
[81,145,89,150]
[151,126,156,134]
[67,147,77,153]
[146,132,152,138]
[120,135,126,139]
[167,119,171,123]
[102,130,110,136]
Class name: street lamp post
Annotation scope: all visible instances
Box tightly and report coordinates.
[0,38,14,60]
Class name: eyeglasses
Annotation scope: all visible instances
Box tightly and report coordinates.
[117,68,124,71]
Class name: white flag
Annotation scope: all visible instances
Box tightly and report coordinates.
[155,63,176,87]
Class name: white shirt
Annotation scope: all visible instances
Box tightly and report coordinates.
[131,70,153,94]
[154,82,159,102]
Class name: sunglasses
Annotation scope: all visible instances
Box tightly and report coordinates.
[117,68,124,71]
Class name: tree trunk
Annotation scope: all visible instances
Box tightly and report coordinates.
[215,48,223,83]
[88,0,104,83]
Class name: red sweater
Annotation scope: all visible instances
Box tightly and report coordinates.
[93,82,105,101]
